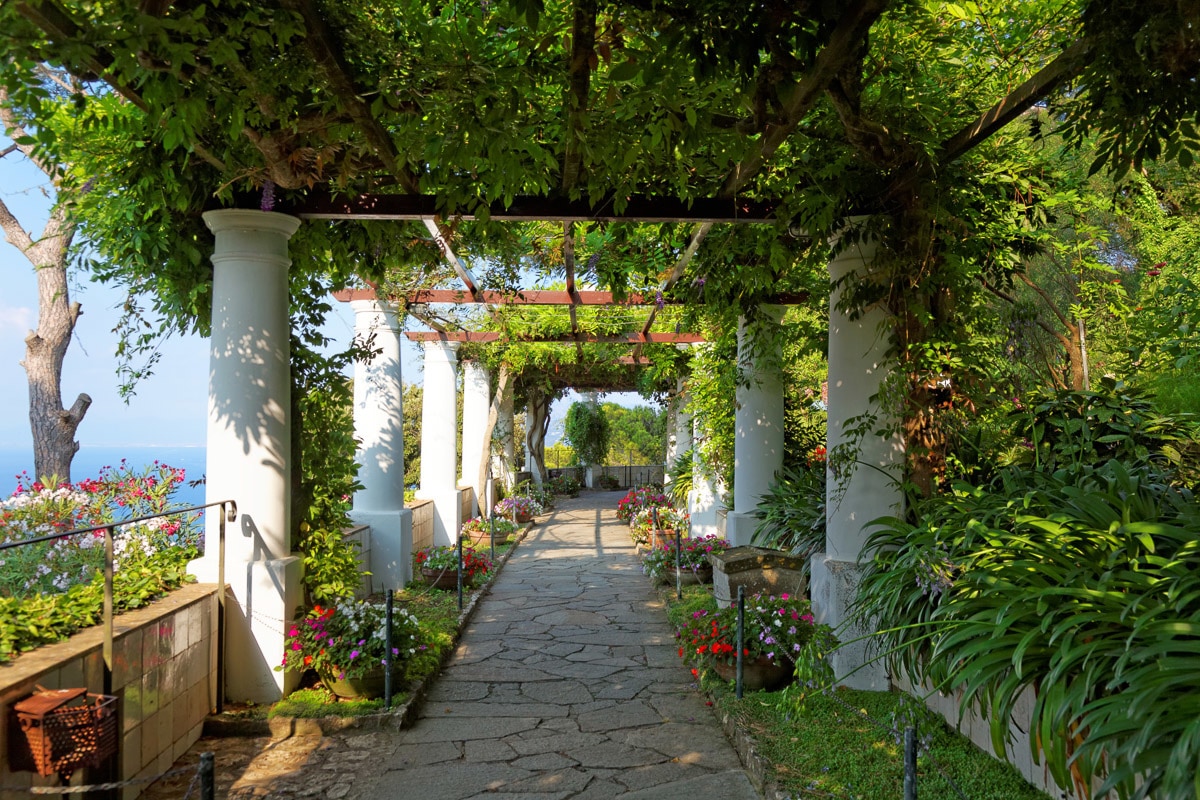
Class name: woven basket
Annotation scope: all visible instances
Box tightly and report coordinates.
[11,687,118,780]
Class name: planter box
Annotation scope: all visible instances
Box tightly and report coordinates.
[709,546,807,606]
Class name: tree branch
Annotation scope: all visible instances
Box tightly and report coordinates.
[0,195,35,254]
[720,0,891,197]
[938,38,1090,164]
[280,0,421,194]
[561,0,596,194]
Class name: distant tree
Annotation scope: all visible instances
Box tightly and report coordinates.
[562,399,609,467]
[402,383,421,489]
[603,403,666,466]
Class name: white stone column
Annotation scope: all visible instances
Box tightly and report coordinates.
[688,414,724,538]
[417,341,462,545]
[810,225,903,690]
[348,299,413,590]
[666,381,693,489]
[191,209,301,703]
[460,360,491,518]
[724,308,786,546]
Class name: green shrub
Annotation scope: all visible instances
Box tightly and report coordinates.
[857,459,1200,799]
[750,459,826,570]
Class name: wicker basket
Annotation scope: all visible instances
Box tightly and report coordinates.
[10,687,118,780]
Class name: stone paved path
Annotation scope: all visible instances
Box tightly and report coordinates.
[143,492,759,800]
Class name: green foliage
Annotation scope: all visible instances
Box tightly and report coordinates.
[665,447,693,506]
[858,452,1200,798]
[546,472,581,497]
[403,383,423,490]
[602,403,667,466]
[750,460,826,569]
[291,306,370,606]
[562,400,610,467]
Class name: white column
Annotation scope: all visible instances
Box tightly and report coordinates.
[460,360,491,518]
[349,299,413,590]
[810,225,903,690]
[417,341,461,545]
[688,414,724,538]
[725,308,786,547]
[191,209,301,703]
[666,381,693,488]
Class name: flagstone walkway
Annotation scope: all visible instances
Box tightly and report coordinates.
[144,491,761,800]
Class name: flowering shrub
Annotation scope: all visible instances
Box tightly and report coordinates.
[616,486,670,522]
[415,545,492,582]
[279,599,421,679]
[0,461,199,598]
[460,515,518,541]
[493,495,540,518]
[642,535,728,580]
[677,592,835,668]
[548,472,581,497]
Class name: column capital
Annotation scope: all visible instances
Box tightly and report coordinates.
[350,298,400,319]
[202,208,301,238]
[421,339,461,361]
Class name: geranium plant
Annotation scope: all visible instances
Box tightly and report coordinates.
[414,544,492,582]
[642,535,728,580]
[678,592,836,669]
[616,486,670,522]
[279,599,421,680]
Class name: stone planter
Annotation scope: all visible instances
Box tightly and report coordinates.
[318,666,391,700]
[709,546,807,606]
[712,657,795,692]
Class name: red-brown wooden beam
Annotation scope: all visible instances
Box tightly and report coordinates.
[293,194,776,223]
[404,331,706,343]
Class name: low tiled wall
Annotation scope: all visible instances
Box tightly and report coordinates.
[1,584,219,800]
[408,499,435,553]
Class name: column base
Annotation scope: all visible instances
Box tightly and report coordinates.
[723,509,760,547]
[217,556,303,703]
[350,508,414,590]
[810,554,888,690]
[417,488,463,547]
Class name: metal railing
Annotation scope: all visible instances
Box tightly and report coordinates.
[0,500,236,711]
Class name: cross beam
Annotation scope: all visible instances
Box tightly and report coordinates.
[404,331,705,343]
[333,288,810,305]
[294,194,776,223]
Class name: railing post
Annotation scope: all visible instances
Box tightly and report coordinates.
[456,532,464,610]
[199,751,215,800]
[904,727,918,800]
[216,501,235,715]
[736,585,745,699]
[385,589,394,709]
[103,525,115,694]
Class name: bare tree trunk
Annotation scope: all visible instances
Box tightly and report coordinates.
[476,363,511,503]
[2,92,90,484]
[0,195,89,484]
[524,391,551,487]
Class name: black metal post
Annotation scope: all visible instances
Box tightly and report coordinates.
[904,727,918,800]
[487,475,496,560]
[103,526,114,692]
[675,520,682,600]
[384,589,394,710]
[217,502,234,715]
[736,585,745,699]
[199,751,215,800]
[456,534,464,610]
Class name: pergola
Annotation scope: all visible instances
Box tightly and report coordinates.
[1,0,1170,703]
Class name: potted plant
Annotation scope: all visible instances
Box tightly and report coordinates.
[279,599,422,698]
[414,544,493,589]
[460,515,519,546]
[642,535,728,584]
[677,591,837,691]
[616,485,670,522]
[493,495,539,522]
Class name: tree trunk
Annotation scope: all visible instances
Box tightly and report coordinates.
[476,363,512,506]
[525,391,551,487]
[1,199,89,484]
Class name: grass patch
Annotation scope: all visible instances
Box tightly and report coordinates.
[661,585,1050,800]
[269,687,399,718]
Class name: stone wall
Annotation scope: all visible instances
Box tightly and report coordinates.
[1,584,219,800]
[408,499,435,553]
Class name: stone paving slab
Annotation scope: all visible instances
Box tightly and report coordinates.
[138,492,763,800]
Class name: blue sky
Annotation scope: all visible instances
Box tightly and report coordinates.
[0,137,641,453]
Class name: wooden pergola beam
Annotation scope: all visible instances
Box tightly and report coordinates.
[404,331,706,343]
[293,194,777,223]
[333,288,810,305]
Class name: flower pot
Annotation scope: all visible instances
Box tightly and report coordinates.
[674,564,713,585]
[420,566,462,590]
[649,529,679,549]
[515,511,532,523]
[712,656,794,692]
[319,666,387,700]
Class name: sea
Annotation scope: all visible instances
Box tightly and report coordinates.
[0,445,208,509]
